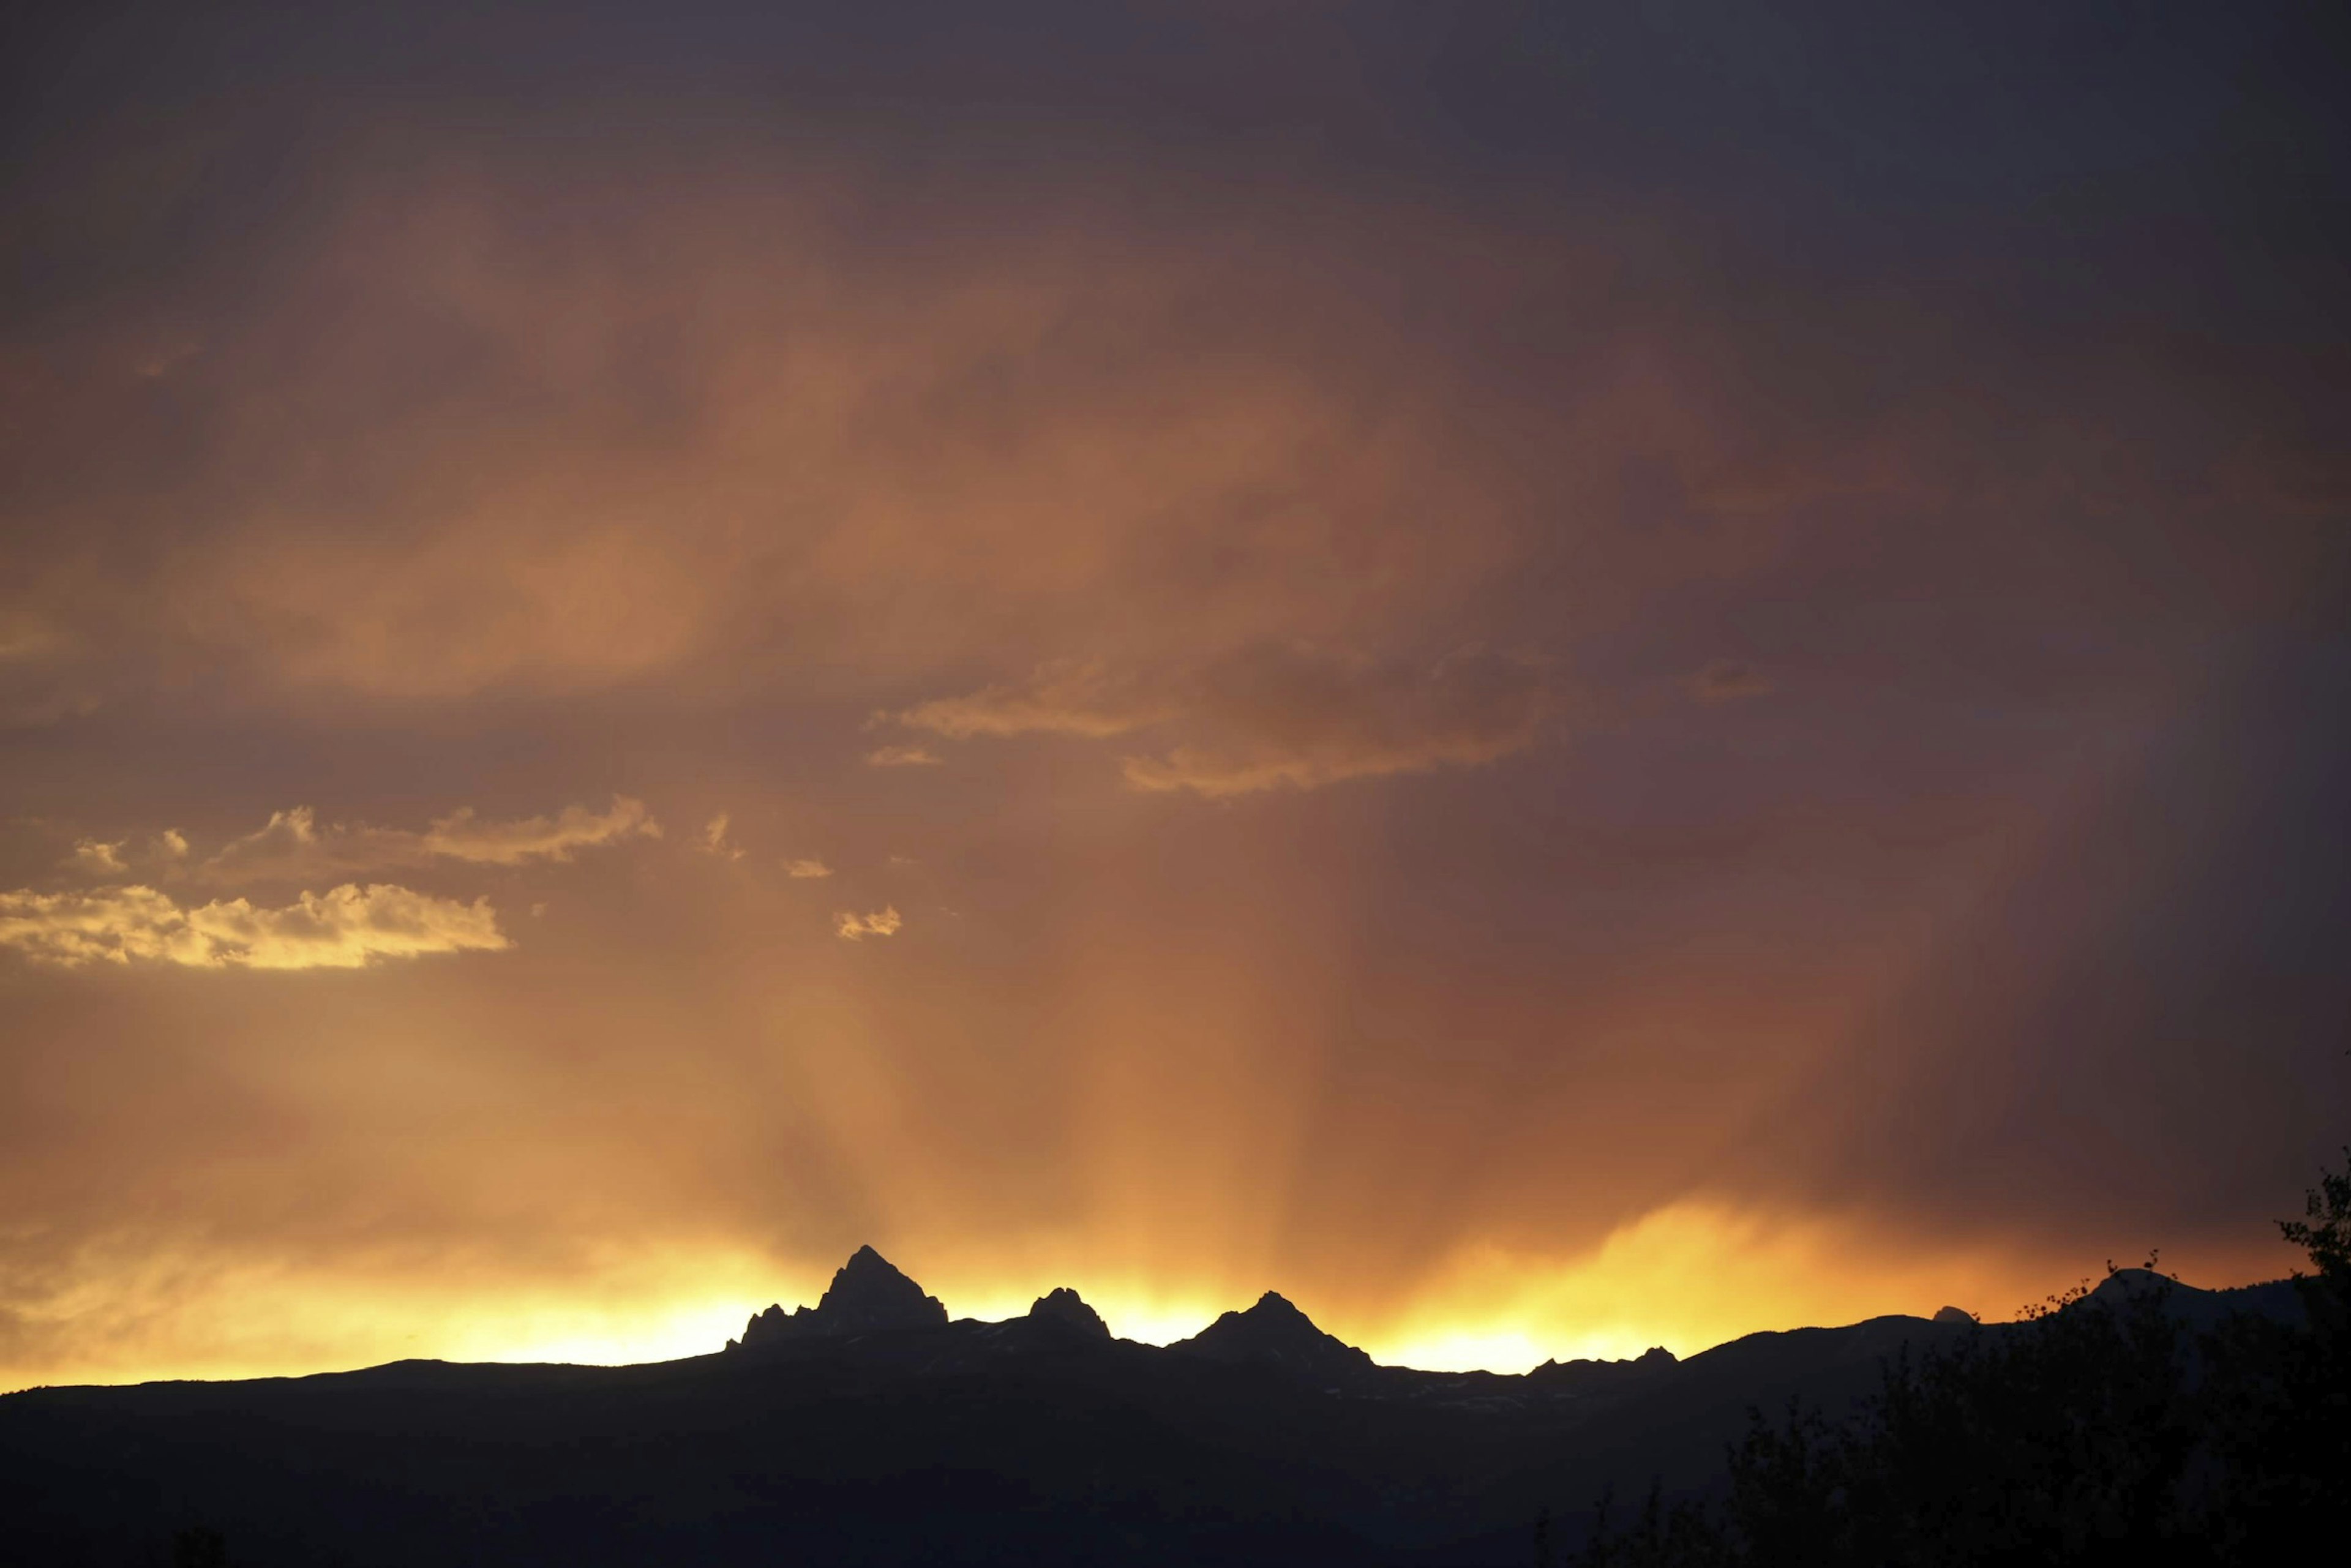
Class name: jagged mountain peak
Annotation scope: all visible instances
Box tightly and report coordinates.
[824,1245,934,1304]
[733,1245,949,1350]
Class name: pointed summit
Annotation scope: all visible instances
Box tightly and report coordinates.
[820,1246,948,1332]
[733,1245,948,1350]
[1174,1290,1374,1383]
[1027,1286,1111,1341]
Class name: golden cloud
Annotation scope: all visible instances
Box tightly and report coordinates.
[1133,646,1550,797]
[891,659,1171,740]
[891,645,1550,797]
[864,745,942,768]
[66,839,127,876]
[203,796,661,880]
[784,857,833,879]
[698,813,746,861]
[421,796,664,865]
[0,883,509,969]
[833,906,903,940]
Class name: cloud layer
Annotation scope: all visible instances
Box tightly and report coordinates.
[833,907,902,941]
[889,646,1551,796]
[1122,646,1552,797]
[0,883,509,969]
[863,746,943,769]
[893,661,1169,740]
[204,797,660,881]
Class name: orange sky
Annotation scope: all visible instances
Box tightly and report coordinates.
[2,2,2346,1392]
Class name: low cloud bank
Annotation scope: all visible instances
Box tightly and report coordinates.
[0,883,509,969]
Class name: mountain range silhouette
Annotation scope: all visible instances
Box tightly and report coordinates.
[733,1255,1392,1384]
[0,1247,2308,1567]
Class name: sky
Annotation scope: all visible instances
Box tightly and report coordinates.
[1,1,2347,1389]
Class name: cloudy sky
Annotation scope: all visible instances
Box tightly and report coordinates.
[2,1,2346,1387]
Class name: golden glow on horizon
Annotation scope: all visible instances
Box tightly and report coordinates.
[0,1244,786,1391]
[2,1209,2295,1394]
[1366,1202,2036,1371]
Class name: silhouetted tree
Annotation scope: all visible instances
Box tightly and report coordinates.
[1572,1483,1728,1568]
[2201,1146,2351,1556]
[1731,1267,2195,1566]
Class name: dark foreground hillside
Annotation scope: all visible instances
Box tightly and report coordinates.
[0,1246,2315,1568]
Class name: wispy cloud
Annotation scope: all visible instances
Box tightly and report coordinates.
[833,906,902,941]
[699,813,746,861]
[0,883,509,969]
[1687,658,1774,704]
[421,797,662,865]
[1123,647,1549,797]
[890,647,1551,798]
[67,839,127,876]
[891,660,1169,740]
[783,857,833,879]
[864,745,942,768]
[203,796,661,880]
[66,829,191,878]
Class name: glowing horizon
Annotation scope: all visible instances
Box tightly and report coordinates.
[0,1212,2301,1394]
